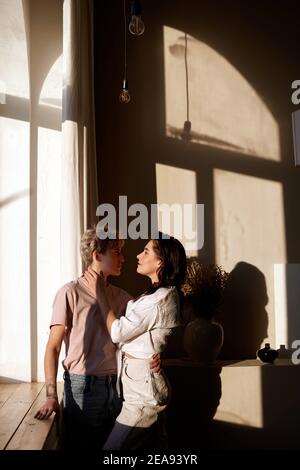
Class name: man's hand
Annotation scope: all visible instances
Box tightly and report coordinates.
[150,353,162,374]
[34,397,60,420]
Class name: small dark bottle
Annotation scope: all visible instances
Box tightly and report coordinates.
[257,343,278,364]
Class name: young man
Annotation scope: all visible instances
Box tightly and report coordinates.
[35,227,160,450]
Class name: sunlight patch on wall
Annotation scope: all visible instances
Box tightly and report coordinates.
[37,127,62,381]
[214,365,263,428]
[39,55,63,109]
[0,117,30,380]
[37,54,63,381]
[0,0,29,99]
[214,169,286,349]
[274,263,300,351]
[155,163,198,256]
[274,264,288,349]
[163,26,280,161]
[0,0,31,380]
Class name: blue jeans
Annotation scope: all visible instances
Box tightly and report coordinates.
[62,371,122,450]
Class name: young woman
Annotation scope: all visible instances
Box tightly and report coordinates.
[83,234,187,449]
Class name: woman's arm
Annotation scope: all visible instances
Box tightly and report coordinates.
[83,268,158,343]
[106,310,116,333]
[83,268,162,371]
[83,268,117,333]
[95,297,116,334]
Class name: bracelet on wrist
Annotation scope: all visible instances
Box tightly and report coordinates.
[46,394,58,400]
[46,383,57,400]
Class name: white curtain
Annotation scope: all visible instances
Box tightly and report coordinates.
[61,0,98,284]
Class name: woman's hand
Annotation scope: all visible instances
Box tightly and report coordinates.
[34,397,60,420]
[82,267,105,298]
[149,353,162,374]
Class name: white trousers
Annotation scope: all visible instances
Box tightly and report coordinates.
[103,356,171,450]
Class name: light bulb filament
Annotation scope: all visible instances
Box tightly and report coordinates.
[129,0,145,36]
[119,79,131,103]
[129,16,145,36]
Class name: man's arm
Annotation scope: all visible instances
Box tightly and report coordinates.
[34,324,65,420]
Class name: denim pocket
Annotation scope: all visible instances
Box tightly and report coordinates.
[66,374,92,397]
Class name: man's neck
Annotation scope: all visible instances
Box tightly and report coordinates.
[90,263,108,283]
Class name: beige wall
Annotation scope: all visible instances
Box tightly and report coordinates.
[164,358,300,449]
[94,1,300,448]
[95,0,300,358]
[95,0,300,449]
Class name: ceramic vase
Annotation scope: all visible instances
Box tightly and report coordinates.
[183,318,224,364]
[257,343,278,364]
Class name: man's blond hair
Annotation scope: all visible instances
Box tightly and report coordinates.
[80,225,123,267]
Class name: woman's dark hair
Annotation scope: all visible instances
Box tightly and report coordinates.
[143,233,187,300]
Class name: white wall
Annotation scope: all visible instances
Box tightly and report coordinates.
[0,0,31,381]
[274,263,300,350]
[0,0,63,381]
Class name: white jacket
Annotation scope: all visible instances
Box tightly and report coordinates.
[111,286,181,359]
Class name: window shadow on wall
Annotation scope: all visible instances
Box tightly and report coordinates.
[94,0,300,449]
[217,262,269,359]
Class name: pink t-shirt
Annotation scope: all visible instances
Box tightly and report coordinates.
[50,277,132,376]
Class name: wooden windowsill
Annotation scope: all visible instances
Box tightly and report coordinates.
[0,382,63,450]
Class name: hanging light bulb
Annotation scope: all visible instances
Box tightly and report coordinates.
[119,0,131,103]
[182,120,192,143]
[182,33,192,143]
[129,0,145,36]
[119,79,131,103]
